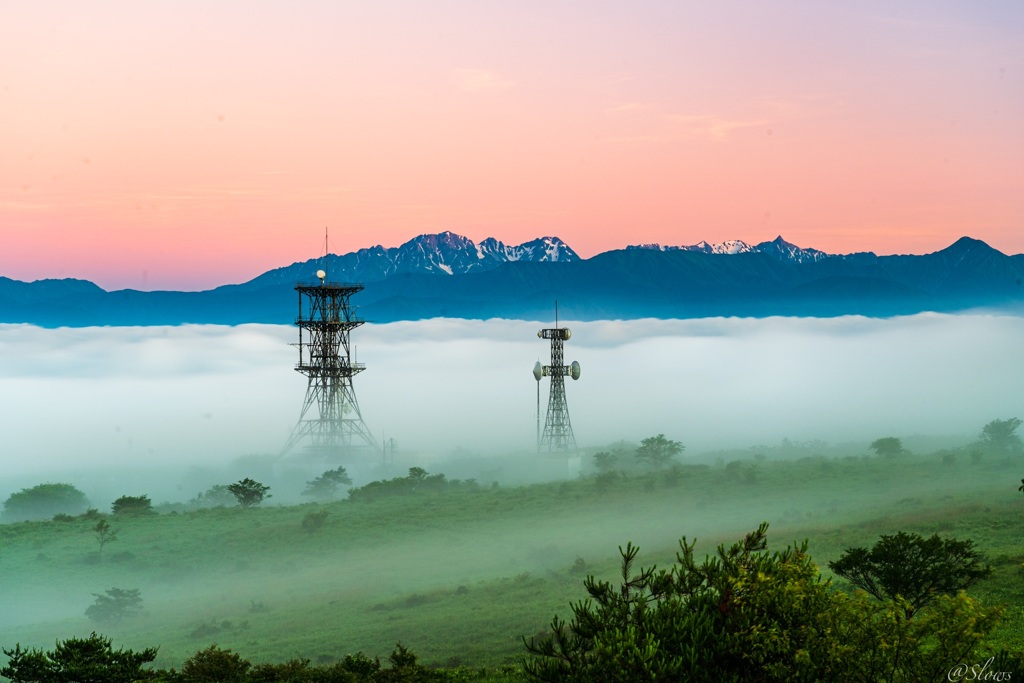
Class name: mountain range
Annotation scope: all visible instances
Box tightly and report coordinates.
[2,232,1023,326]
[238,232,580,288]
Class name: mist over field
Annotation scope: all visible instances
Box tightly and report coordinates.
[1,313,1022,502]
[2,313,1024,669]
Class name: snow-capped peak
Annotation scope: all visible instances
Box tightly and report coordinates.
[627,237,829,262]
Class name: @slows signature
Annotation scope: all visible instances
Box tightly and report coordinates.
[948,657,1012,682]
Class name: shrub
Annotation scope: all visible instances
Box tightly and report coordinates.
[663,464,683,487]
[1,632,157,682]
[337,651,380,676]
[93,519,118,557]
[980,417,1023,453]
[85,587,143,626]
[634,434,684,470]
[248,658,316,682]
[111,495,153,515]
[592,451,618,473]
[869,436,906,457]
[2,483,89,522]
[190,485,236,508]
[828,531,993,618]
[347,468,453,502]
[524,523,1002,682]
[301,509,329,533]
[593,470,619,494]
[227,478,271,508]
[180,644,251,682]
[302,466,352,500]
[388,642,417,669]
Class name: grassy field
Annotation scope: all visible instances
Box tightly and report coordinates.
[0,443,1021,675]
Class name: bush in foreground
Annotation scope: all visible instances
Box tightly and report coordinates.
[829,531,992,618]
[2,636,518,682]
[524,522,1005,682]
[1,632,158,682]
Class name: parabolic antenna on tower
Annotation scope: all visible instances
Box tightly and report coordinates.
[536,310,580,451]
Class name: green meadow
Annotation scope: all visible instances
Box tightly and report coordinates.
[1,438,1021,677]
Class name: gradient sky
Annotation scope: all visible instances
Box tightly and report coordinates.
[3,1,1022,291]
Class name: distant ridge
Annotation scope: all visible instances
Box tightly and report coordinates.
[237,232,579,290]
[628,235,830,263]
[2,233,1023,326]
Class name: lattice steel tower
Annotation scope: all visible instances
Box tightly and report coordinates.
[533,307,581,451]
[282,268,378,460]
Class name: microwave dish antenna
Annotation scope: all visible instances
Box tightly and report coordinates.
[535,302,580,452]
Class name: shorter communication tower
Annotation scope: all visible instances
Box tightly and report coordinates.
[533,306,581,451]
[282,267,378,460]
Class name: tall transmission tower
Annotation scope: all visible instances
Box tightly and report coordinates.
[534,305,581,451]
[282,239,378,460]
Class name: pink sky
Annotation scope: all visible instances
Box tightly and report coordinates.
[2,1,1022,291]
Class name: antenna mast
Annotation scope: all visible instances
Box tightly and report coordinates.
[535,304,580,451]
[282,232,378,460]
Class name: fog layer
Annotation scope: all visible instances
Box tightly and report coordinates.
[1,313,1021,485]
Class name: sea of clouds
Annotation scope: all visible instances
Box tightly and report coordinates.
[1,313,1022,485]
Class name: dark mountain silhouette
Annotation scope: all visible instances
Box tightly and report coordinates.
[1,234,1022,327]
[236,232,578,290]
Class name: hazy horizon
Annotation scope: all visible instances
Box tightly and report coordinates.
[8,230,1018,293]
